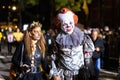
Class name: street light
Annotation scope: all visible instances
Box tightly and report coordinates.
[12,6,17,11]
[7,5,17,25]
[2,6,5,9]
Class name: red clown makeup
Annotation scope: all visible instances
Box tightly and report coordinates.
[58,11,75,34]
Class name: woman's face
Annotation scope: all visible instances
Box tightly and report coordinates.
[91,31,98,39]
[30,27,41,40]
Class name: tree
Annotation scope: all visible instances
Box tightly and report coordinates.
[50,0,92,26]
[17,0,39,28]
[18,0,39,11]
[53,0,92,16]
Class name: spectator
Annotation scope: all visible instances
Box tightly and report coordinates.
[0,29,2,52]
[6,26,14,55]
[91,28,104,80]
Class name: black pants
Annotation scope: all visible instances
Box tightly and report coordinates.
[0,43,1,52]
[8,42,12,54]
[79,59,95,80]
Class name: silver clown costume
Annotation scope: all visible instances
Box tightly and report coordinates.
[49,8,94,80]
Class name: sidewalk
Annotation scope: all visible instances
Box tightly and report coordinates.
[0,55,12,80]
[0,75,4,80]
[0,45,15,80]
[99,69,118,80]
[0,69,119,80]
[0,45,119,80]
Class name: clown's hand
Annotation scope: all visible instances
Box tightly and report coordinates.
[53,75,61,80]
[49,60,57,79]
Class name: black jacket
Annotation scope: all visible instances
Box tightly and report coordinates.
[92,38,104,59]
[12,41,50,73]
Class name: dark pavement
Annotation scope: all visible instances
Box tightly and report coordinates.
[0,45,119,80]
[0,44,15,80]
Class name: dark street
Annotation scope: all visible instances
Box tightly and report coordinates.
[0,45,119,80]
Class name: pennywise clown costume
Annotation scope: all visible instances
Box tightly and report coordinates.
[49,8,90,80]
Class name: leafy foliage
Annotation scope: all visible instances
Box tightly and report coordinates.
[26,0,39,6]
[18,0,39,10]
[54,0,92,12]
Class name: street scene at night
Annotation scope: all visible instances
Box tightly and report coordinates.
[0,0,120,80]
[0,45,118,80]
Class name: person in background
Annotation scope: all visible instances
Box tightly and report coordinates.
[91,28,104,80]
[12,28,24,47]
[0,29,3,52]
[1,28,6,48]
[11,21,49,80]
[13,28,24,42]
[44,29,56,56]
[6,26,14,55]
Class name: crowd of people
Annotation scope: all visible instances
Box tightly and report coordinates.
[0,26,24,55]
[0,7,119,80]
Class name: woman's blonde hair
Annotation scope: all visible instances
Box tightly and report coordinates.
[24,21,46,59]
[91,28,101,38]
[91,28,100,34]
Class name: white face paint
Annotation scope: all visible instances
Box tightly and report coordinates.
[61,19,74,34]
[58,11,75,34]
[30,27,41,40]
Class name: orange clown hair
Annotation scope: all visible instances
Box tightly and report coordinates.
[55,7,78,29]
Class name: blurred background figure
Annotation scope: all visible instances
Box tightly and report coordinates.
[6,26,14,55]
[91,28,104,80]
[12,28,24,47]
[0,29,3,52]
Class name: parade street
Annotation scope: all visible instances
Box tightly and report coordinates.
[0,45,119,80]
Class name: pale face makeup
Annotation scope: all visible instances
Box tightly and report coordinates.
[58,11,75,34]
[30,27,41,41]
[61,19,75,34]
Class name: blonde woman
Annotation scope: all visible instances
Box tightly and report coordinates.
[11,21,49,80]
[91,28,104,80]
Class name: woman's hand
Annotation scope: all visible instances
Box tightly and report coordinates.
[21,64,31,73]
[95,47,100,52]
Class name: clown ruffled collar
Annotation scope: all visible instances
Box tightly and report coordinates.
[56,27,84,48]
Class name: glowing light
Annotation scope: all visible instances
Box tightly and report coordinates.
[12,6,17,11]
[8,6,11,9]
[15,25,18,28]
[2,6,5,9]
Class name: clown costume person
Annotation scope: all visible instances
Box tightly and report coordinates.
[49,8,87,80]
